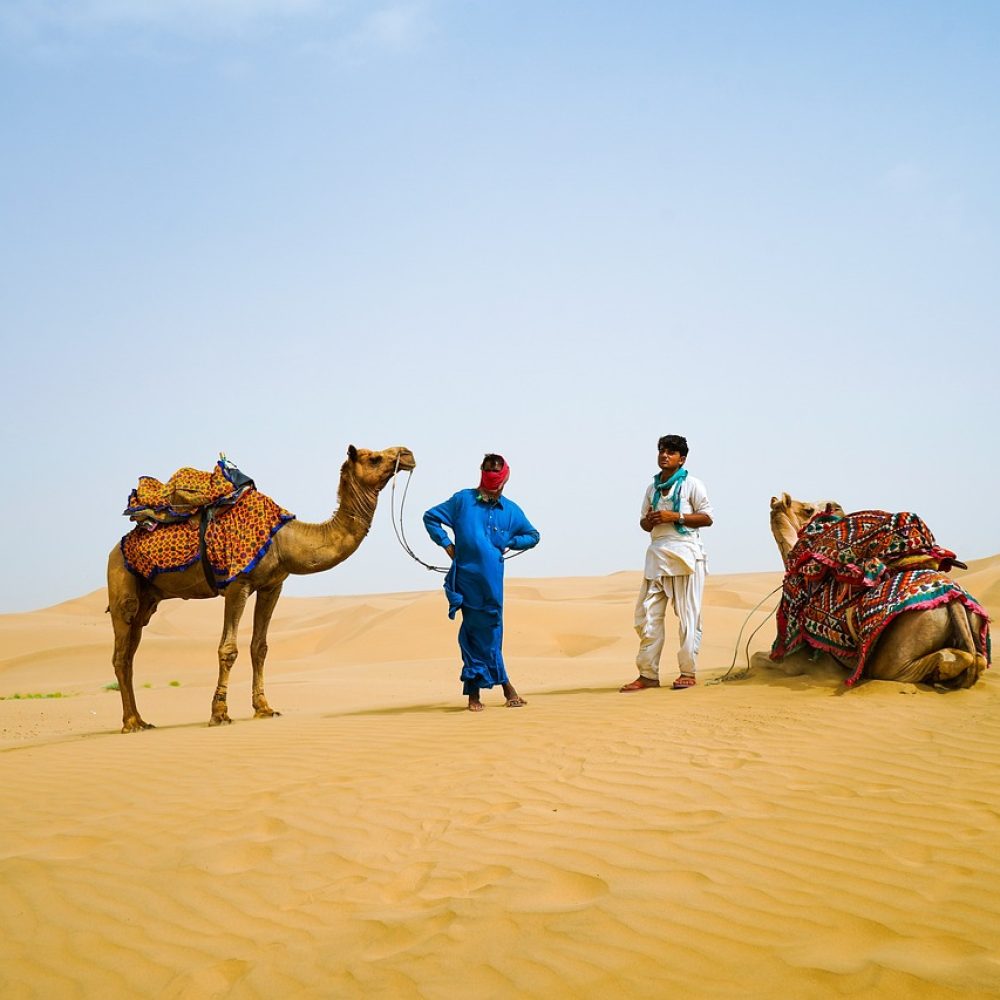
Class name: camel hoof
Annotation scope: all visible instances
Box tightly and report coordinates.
[209,715,233,727]
[121,720,155,734]
[254,708,281,719]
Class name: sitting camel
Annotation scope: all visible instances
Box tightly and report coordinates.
[107,445,415,732]
[758,493,989,689]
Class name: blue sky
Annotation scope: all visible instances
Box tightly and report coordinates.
[2,1,998,612]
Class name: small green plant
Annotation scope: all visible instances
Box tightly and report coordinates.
[169,680,181,687]
[143,683,152,689]
[4,691,65,700]
[104,681,120,692]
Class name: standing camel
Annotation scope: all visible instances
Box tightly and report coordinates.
[107,445,415,732]
[762,493,989,688]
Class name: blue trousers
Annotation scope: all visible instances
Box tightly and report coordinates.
[458,606,508,695]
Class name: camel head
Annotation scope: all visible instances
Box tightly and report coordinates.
[344,445,416,493]
[769,493,845,567]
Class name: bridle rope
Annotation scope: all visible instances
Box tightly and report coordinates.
[706,583,784,684]
[389,459,448,574]
[389,457,529,574]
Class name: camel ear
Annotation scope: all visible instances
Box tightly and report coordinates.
[782,492,792,506]
[347,445,358,462]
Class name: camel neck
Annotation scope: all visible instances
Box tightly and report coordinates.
[323,471,378,546]
[274,471,380,576]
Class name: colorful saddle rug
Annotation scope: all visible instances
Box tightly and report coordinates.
[120,459,295,588]
[784,509,962,588]
[772,510,990,685]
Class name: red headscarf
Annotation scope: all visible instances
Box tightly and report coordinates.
[478,460,510,493]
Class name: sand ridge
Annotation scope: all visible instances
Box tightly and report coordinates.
[2,563,999,998]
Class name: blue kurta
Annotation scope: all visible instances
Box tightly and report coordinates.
[423,490,540,693]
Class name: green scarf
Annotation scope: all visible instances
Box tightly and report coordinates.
[651,467,690,534]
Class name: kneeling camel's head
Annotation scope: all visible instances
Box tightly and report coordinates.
[769,492,845,567]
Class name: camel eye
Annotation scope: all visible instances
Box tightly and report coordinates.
[802,506,814,516]
[368,456,382,466]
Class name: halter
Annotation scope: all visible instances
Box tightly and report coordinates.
[389,456,528,574]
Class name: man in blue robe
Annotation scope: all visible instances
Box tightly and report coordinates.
[423,454,540,711]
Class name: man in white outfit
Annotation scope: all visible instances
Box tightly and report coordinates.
[620,434,714,691]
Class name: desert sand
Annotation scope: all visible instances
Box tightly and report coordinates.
[2,558,999,999]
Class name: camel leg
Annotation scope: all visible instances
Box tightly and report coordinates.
[250,583,283,719]
[867,644,984,688]
[930,604,989,688]
[111,603,151,733]
[912,605,987,688]
[108,549,156,733]
[211,582,251,726]
[865,605,986,688]
[926,649,987,688]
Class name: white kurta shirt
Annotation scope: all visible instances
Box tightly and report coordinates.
[641,474,713,578]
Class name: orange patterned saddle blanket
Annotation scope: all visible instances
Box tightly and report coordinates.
[120,457,295,588]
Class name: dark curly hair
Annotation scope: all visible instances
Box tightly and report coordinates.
[657,435,688,457]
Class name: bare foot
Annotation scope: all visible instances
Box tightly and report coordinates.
[467,698,485,712]
[619,677,659,692]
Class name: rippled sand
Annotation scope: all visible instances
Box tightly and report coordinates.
[2,560,999,998]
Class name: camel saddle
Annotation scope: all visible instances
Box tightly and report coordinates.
[124,455,255,526]
[120,457,295,590]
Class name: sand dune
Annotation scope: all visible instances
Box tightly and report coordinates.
[2,560,999,998]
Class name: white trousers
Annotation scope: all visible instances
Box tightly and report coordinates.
[633,564,705,680]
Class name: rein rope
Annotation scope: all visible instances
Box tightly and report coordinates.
[706,583,784,685]
[389,460,448,574]
[388,458,528,574]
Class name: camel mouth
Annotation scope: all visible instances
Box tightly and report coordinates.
[394,450,416,473]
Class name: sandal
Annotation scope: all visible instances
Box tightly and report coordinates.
[671,676,696,689]
[620,677,659,692]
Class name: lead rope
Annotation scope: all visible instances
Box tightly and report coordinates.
[389,459,448,573]
[706,583,783,684]
[389,458,530,572]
